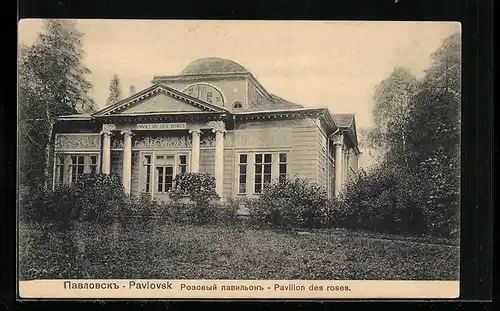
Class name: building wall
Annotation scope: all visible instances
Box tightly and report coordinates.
[52,116,353,199]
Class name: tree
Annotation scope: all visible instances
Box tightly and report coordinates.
[369,66,418,166]
[19,19,96,192]
[107,74,122,105]
[404,32,461,236]
[339,32,461,238]
[129,85,136,96]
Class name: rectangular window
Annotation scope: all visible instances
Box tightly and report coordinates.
[143,154,152,193]
[156,155,175,193]
[255,153,272,193]
[279,153,287,182]
[206,91,213,103]
[178,154,188,174]
[55,155,65,187]
[89,155,98,174]
[238,154,247,194]
[70,155,85,184]
[54,154,99,188]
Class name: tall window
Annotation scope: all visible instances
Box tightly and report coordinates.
[255,153,272,193]
[142,154,152,193]
[70,155,85,184]
[89,155,98,174]
[55,155,65,187]
[156,155,175,193]
[178,154,188,174]
[238,154,247,194]
[206,91,213,103]
[279,153,287,182]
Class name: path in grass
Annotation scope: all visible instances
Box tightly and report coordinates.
[18,219,459,280]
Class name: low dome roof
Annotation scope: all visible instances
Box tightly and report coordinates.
[181,57,249,75]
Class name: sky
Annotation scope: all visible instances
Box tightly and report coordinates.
[18,19,460,131]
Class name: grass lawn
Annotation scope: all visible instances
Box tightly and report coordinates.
[18,219,459,280]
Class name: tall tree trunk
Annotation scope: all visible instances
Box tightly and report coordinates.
[43,120,54,192]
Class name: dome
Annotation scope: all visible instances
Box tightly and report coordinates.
[181,57,249,75]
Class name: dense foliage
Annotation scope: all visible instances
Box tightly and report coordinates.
[169,172,220,224]
[247,177,330,229]
[22,173,126,227]
[19,20,95,194]
[343,33,461,239]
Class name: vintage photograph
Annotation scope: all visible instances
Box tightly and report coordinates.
[18,20,461,288]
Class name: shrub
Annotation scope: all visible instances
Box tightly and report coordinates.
[215,198,241,226]
[170,172,219,224]
[126,194,163,217]
[22,173,127,226]
[253,177,329,229]
[337,165,429,236]
[72,173,126,222]
[33,185,79,230]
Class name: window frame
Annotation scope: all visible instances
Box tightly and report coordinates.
[254,153,273,194]
[140,151,191,196]
[278,153,288,182]
[234,150,290,196]
[52,152,101,189]
[238,154,248,194]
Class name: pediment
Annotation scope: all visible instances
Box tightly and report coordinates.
[93,84,226,116]
[118,92,204,114]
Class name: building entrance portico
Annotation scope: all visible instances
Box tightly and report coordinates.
[100,119,228,199]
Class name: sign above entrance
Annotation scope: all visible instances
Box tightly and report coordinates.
[136,123,187,131]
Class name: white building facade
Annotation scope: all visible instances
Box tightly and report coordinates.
[52,58,361,199]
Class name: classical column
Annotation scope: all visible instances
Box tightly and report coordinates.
[121,130,134,194]
[100,131,113,174]
[189,128,202,173]
[101,124,116,175]
[333,134,344,198]
[208,121,226,199]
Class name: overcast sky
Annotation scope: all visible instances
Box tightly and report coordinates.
[18,19,460,130]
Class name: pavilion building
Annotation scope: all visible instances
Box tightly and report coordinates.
[52,57,361,200]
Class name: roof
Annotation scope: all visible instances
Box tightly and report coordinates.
[91,84,229,117]
[270,94,304,109]
[180,57,249,75]
[58,114,93,120]
[331,113,354,127]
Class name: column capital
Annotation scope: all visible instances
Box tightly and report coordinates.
[189,128,203,135]
[207,120,227,134]
[331,133,343,146]
[102,123,117,132]
[121,130,135,137]
[100,130,114,136]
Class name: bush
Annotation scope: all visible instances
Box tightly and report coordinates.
[252,177,329,229]
[125,194,164,217]
[337,165,429,236]
[215,198,241,226]
[22,173,127,226]
[34,185,80,230]
[72,173,126,222]
[170,172,219,224]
